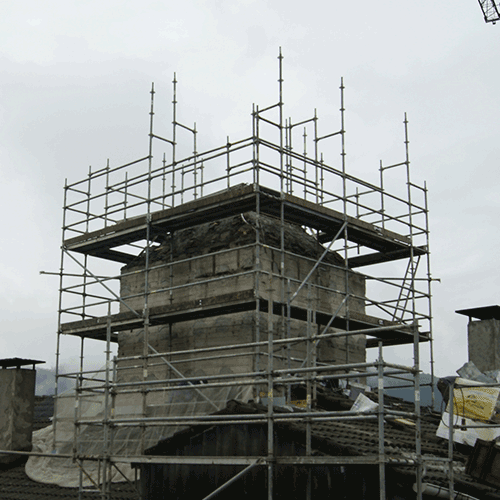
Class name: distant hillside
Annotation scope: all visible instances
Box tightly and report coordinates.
[35,368,75,395]
[366,371,444,412]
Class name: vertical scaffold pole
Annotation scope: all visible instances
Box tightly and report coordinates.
[423,180,435,408]
[54,178,69,451]
[267,275,274,500]
[448,379,455,498]
[285,118,290,194]
[172,73,177,207]
[302,126,307,199]
[226,136,231,189]
[379,160,385,230]
[253,103,261,379]
[340,78,350,367]
[377,342,386,500]
[306,284,313,500]
[104,159,110,227]
[277,50,287,391]
[404,114,423,499]
[140,82,155,455]
[313,108,318,203]
[278,47,284,195]
[162,153,167,209]
[101,303,112,500]
[193,121,198,199]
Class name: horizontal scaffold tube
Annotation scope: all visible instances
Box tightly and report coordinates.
[116,323,416,363]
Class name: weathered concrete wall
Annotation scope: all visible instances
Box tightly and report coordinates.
[258,246,365,315]
[118,313,365,381]
[118,312,256,381]
[118,212,366,387]
[468,319,500,372]
[120,246,255,310]
[0,368,36,462]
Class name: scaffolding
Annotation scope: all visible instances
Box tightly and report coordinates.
[44,51,435,499]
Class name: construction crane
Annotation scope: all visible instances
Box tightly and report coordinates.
[478,0,500,23]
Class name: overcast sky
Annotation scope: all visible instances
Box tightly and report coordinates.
[1,0,499,378]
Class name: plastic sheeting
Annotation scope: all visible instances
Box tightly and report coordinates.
[350,393,378,414]
[436,377,500,447]
[26,372,252,488]
[451,378,500,422]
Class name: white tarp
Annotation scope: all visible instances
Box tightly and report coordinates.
[350,392,378,413]
[26,374,252,488]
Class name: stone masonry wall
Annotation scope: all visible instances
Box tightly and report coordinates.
[117,212,366,388]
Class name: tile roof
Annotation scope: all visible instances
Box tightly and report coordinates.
[144,388,500,500]
[1,464,137,500]
[4,389,500,499]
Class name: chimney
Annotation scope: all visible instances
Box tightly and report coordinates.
[456,306,500,373]
[0,358,44,464]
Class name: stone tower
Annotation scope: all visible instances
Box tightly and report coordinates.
[117,202,367,398]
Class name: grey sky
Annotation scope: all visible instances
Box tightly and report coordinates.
[1,1,498,377]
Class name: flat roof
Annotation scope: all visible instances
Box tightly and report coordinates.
[0,357,45,369]
[456,305,500,321]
